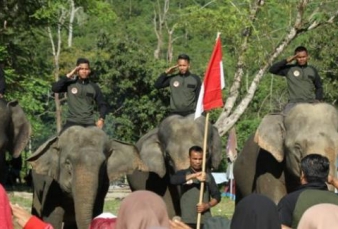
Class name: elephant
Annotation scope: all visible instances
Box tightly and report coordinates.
[27,126,147,229]
[0,99,31,184]
[234,103,338,204]
[127,114,222,217]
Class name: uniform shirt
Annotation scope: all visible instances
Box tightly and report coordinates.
[170,168,221,224]
[52,76,108,125]
[277,182,327,227]
[155,71,201,113]
[269,59,323,103]
[292,189,338,228]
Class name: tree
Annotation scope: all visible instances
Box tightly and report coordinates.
[181,0,338,136]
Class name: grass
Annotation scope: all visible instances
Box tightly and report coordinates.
[8,185,235,220]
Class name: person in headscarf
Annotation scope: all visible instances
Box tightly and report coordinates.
[90,212,117,229]
[0,184,13,229]
[116,190,170,229]
[230,194,281,229]
[297,203,338,229]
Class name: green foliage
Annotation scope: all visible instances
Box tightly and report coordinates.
[1,0,338,153]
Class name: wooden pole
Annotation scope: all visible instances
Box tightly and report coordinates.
[196,112,210,229]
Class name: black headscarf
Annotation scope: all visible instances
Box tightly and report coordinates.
[230,194,281,229]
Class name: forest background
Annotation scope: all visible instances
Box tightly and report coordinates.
[1,0,338,174]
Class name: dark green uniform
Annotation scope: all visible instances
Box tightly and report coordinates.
[269,59,323,103]
[155,72,201,115]
[52,77,108,125]
[170,168,221,227]
[292,189,338,228]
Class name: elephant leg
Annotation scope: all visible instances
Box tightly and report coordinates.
[256,173,287,204]
[127,170,179,216]
[255,150,287,204]
[165,184,181,218]
[32,171,65,229]
[93,171,110,218]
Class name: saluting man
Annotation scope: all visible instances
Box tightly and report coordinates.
[269,46,323,113]
[52,58,108,133]
[155,54,201,116]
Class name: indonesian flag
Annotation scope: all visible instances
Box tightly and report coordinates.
[195,36,225,119]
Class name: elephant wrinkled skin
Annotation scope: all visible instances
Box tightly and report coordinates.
[234,103,338,204]
[127,114,222,217]
[28,126,147,229]
[0,99,31,184]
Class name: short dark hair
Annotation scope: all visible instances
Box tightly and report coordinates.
[300,154,329,183]
[189,145,203,156]
[177,54,190,63]
[76,58,90,66]
[294,46,308,54]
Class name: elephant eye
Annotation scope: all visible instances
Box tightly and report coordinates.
[294,144,302,156]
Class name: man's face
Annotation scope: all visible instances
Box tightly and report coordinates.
[189,151,203,171]
[295,51,308,66]
[77,63,91,79]
[177,59,190,74]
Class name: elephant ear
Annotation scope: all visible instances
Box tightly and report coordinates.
[136,128,166,178]
[27,136,60,180]
[8,101,32,158]
[106,139,148,182]
[254,114,285,162]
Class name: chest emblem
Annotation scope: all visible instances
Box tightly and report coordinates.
[293,70,300,77]
[71,87,78,94]
[185,179,193,185]
[173,81,180,87]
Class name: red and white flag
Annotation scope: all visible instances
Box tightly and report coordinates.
[195,36,225,119]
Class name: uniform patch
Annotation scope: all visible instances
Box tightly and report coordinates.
[173,81,180,87]
[185,179,193,184]
[293,70,300,77]
[71,87,78,94]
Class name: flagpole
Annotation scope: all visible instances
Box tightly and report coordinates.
[194,32,224,229]
[196,112,210,229]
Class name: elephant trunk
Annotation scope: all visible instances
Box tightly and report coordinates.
[73,165,100,229]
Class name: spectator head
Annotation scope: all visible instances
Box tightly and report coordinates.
[300,154,329,184]
[230,194,281,229]
[116,190,170,229]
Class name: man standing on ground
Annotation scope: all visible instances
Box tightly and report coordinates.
[269,46,323,113]
[170,146,221,229]
[52,58,108,133]
[155,54,201,116]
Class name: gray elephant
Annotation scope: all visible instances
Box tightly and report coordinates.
[27,126,147,229]
[234,103,338,204]
[0,99,31,184]
[127,114,222,217]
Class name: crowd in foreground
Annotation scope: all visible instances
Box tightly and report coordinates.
[1,154,338,229]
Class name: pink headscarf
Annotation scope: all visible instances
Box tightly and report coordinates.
[90,212,117,229]
[298,203,338,229]
[116,190,170,229]
[0,184,13,229]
